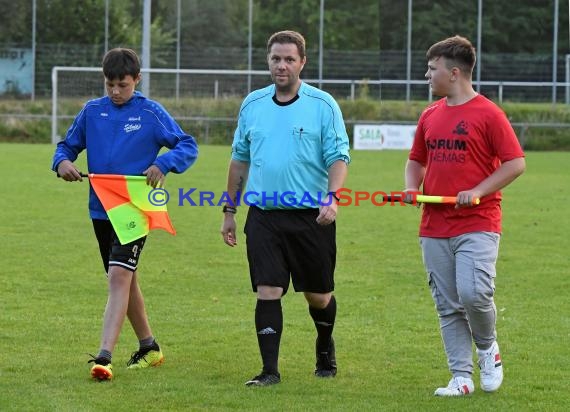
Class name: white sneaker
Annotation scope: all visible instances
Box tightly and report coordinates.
[477,341,503,392]
[434,376,475,396]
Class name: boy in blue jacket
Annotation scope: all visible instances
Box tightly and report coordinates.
[52,48,198,381]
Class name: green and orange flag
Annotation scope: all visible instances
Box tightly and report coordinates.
[87,174,175,245]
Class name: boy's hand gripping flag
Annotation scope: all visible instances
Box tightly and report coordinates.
[87,174,176,245]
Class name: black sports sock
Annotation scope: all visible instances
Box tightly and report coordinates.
[255,299,283,375]
[309,295,337,353]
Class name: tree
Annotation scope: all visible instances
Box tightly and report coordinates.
[108,0,176,66]
[378,0,569,54]
[0,0,31,45]
[410,0,478,50]
[324,0,380,50]
[483,1,563,53]
[0,0,568,56]
[37,0,107,45]
[171,0,247,48]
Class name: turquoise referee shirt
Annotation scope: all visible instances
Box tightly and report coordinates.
[232,82,351,210]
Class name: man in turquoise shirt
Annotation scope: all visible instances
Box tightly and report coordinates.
[221,30,350,387]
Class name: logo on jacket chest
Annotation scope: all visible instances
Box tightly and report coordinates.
[124,123,142,133]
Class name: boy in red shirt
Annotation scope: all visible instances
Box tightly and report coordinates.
[405,35,525,396]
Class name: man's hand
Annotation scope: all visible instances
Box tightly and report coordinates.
[221,214,238,246]
[143,165,165,188]
[455,190,482,208]
[57,160,83,182]
[316,194,338,225]
[402,189,421,204]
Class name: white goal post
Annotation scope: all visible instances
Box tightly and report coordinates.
[51,66,270,144]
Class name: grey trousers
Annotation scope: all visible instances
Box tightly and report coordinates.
[420,232,500,378]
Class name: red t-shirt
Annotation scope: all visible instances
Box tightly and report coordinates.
[409,95,524,238]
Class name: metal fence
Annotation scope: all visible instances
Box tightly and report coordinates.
[36,43,570,101]
[51,65,570,144]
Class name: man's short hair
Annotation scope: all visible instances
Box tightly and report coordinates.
[267,30,306,59]
[426,35,476,74]
[102,48,141,80]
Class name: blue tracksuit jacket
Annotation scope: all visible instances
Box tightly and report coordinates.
[52,91,198,219]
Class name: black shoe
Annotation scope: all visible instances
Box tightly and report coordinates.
[245,371,281,386]
[315,338,337,378]
[126,341,164,368]
[87,354,111,366]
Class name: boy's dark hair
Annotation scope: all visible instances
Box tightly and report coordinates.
[426,35,476,75]
[102,48,141,80]
[267,30,306,59]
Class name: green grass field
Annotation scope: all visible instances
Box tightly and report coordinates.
[1,143,568,411]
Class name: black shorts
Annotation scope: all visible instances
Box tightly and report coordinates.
[92,219,146,273]
[244,206,336,294]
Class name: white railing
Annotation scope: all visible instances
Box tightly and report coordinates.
[51,66,570,143]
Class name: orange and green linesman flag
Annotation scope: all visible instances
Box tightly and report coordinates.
[88,174,176,245]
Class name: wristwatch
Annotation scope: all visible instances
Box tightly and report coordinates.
[328,191,340,202]
[222,205,237,214]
